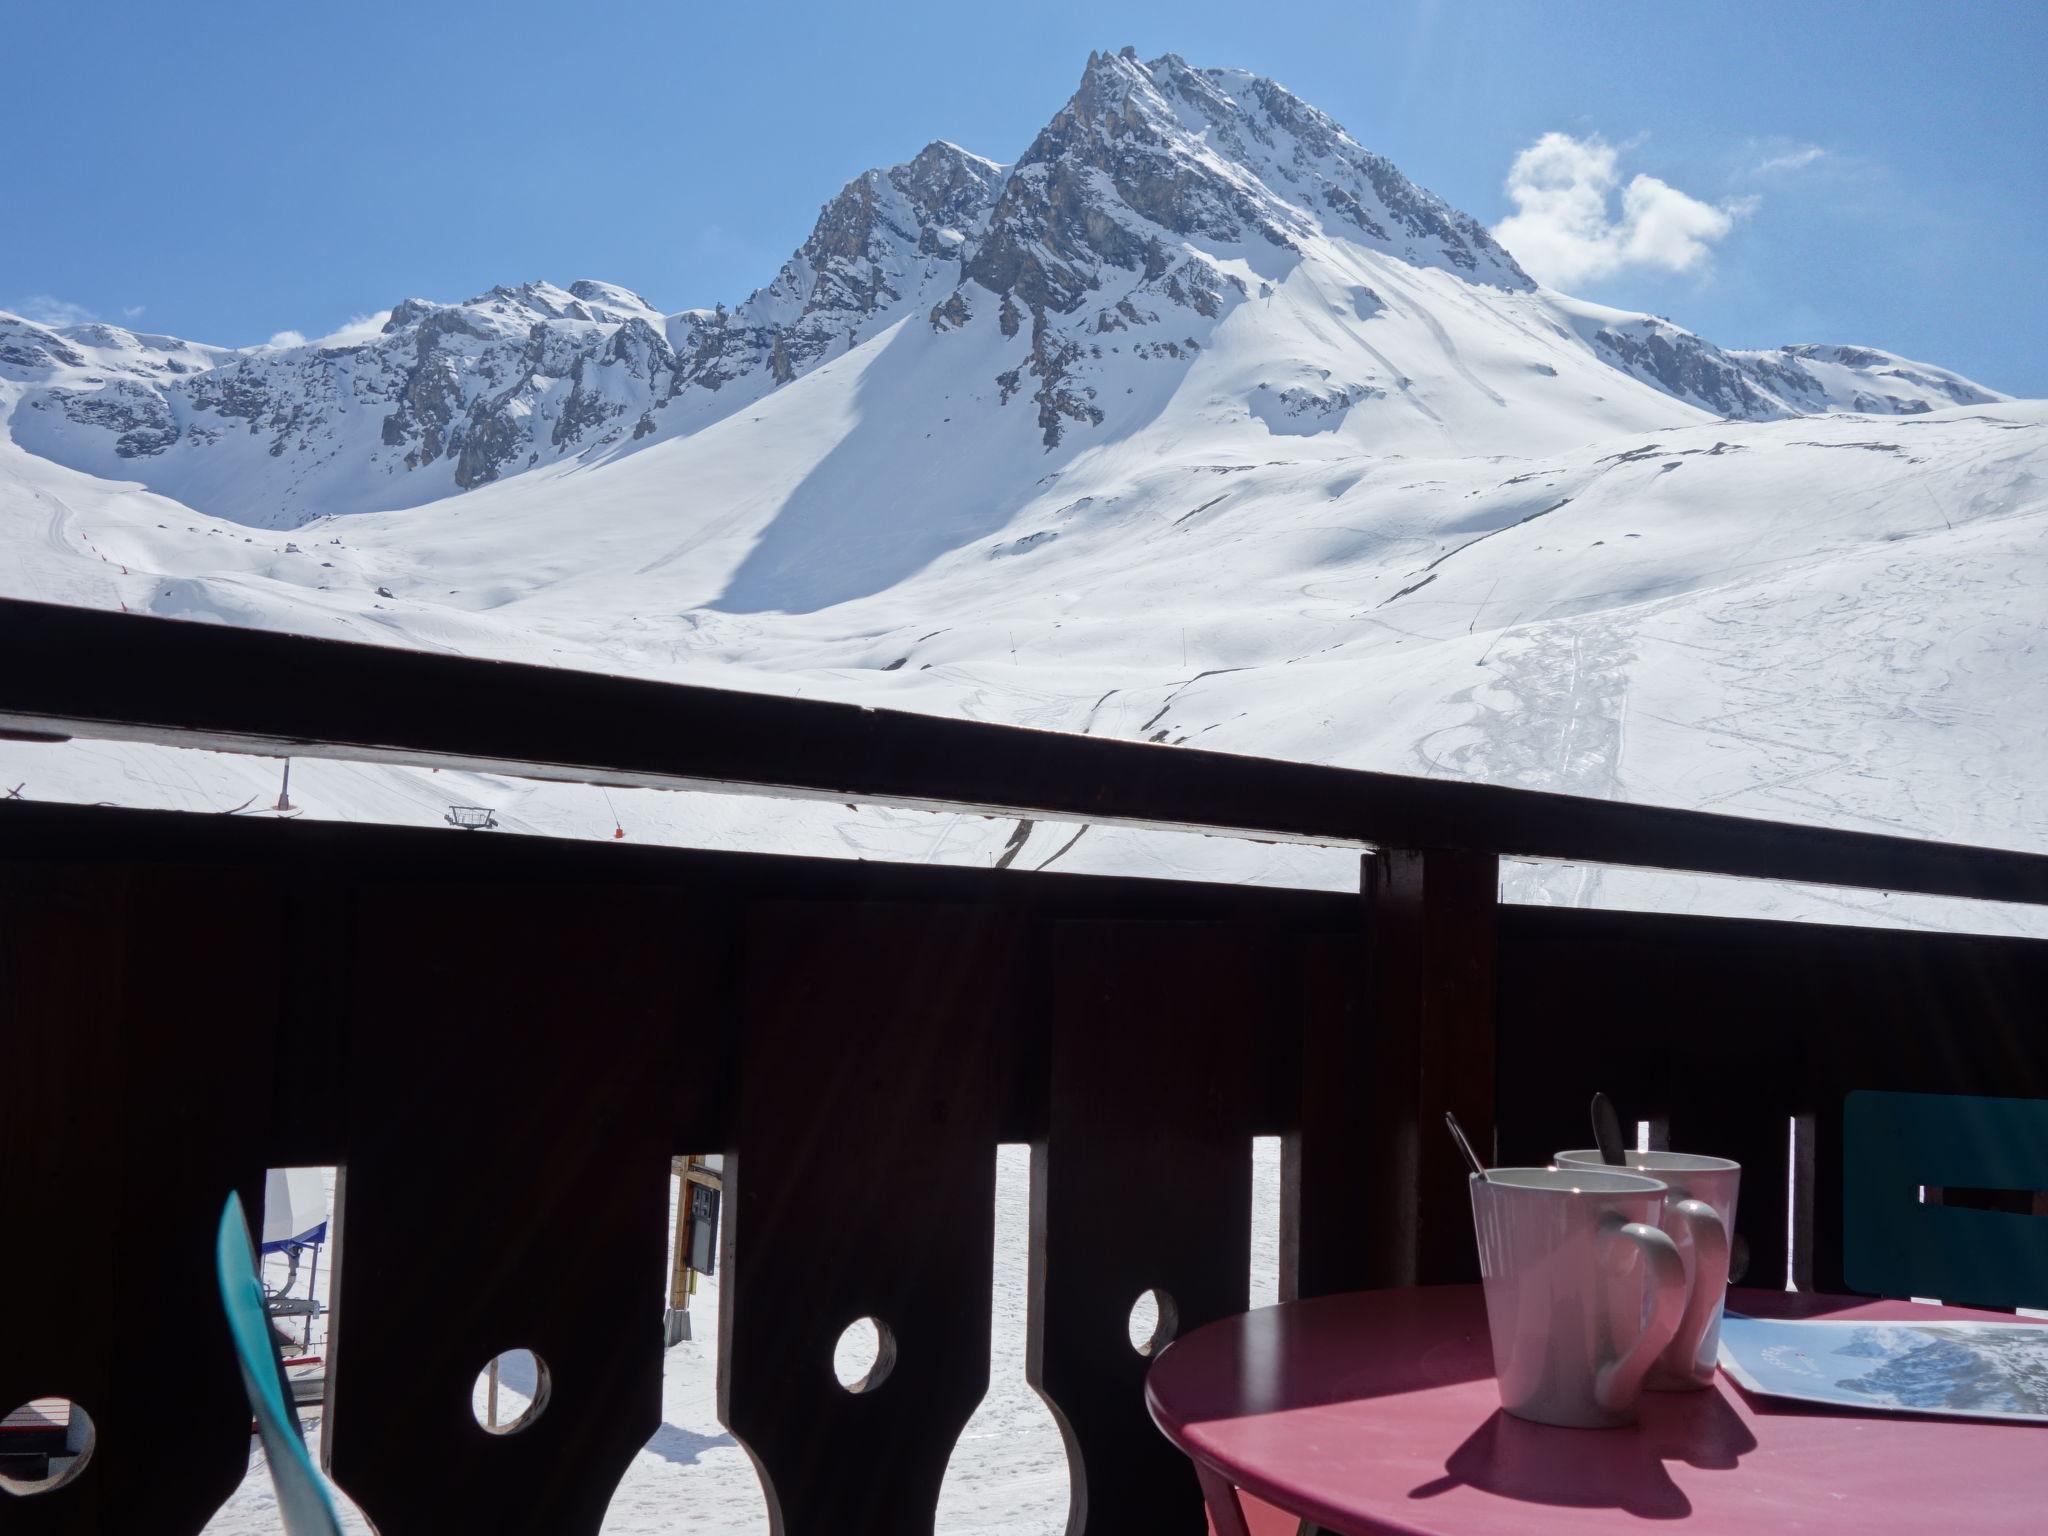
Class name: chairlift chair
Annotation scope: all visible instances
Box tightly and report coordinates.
[258,1167,331,1404]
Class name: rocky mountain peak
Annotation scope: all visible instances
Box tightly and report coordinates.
[953,50,1535,445]
[681,139,1007,391]
[897,141,1007,240]
[382,298,437,332]
[965,50,1527,317]
[1068,45,1166,126]
[568,279,660,316]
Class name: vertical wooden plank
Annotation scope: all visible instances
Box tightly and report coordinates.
[718,901,1023,1536]
[1361,848,1500,1288]
[1497,906,1798,1287]
[1801,944,1866,1298]
[1282,934,1366,1301]
[266,868,353,1168]
[668,1158,695,1316]
[1031,920,1273,1536]
[321,882,688,1536]
[1496,907,1721,1175]
[1666,983,1798,1290]
[1683,1091,1804,1292]
[0,863,278,1536]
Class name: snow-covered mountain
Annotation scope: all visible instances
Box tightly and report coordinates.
[3,49,2043,933]
[1,49,2003,527]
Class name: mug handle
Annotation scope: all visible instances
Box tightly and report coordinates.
[1667,1197,1732,1381]
[1593,1218,1688,1413]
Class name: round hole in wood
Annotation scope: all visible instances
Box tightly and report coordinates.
[1128,1288,1180,1357]
[471,1348,551,1434]
[832,1316,897,1393]
[0,1398,95,1495]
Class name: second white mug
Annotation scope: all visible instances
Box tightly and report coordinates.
[1555,1149,1739,1390]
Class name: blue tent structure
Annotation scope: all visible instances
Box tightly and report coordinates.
[262,1167,329,1254]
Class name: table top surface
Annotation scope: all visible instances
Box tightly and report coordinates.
[1146,1286,2047,1536]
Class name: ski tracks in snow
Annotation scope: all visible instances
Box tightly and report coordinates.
[1419,610,1635,801]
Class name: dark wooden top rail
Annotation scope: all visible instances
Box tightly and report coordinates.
[4,595,2046,906]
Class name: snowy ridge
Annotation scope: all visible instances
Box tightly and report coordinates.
[1556,299,2006,421]
[1731,341,2006,416]
[4,284,691,526]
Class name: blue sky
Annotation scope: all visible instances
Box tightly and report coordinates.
[9,1,2044,393]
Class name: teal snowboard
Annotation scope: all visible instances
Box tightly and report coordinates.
[217,1192,344,1535]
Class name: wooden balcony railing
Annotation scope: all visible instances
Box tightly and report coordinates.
[2,595,2045,1535]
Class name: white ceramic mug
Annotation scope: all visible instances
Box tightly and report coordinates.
[1468,1167,1690,1428]
[1555,1150,1739,1391]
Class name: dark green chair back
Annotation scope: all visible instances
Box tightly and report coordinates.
[1843,1090,2048,1310]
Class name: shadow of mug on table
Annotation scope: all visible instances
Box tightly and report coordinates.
[1408,1390,1759,1521]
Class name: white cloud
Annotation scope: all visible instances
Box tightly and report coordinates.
[314,311,391,347]
[1755,145,1826,174]
[12,294,98,327]
[257,312,391,352]
[121,304,147,320]
[1492,133,1750,288]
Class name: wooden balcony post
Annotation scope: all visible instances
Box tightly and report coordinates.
[321,884,688,1536]
[1362,846,1500,1288]
[719,902,1023,1536]
[1031,920,1271,1535]
[0,864,280,1535]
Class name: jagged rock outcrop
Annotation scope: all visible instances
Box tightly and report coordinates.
[683,139,1006,390]
[1733,343,2003,416]
[1580,312,2006,422]
[1585,315,1786,420]
[0,315,87,371]
[5,283,693,520]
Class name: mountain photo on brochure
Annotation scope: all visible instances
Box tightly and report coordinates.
[1719,1315,2048,1424]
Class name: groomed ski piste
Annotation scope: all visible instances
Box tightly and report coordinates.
[4,46,2047,1532]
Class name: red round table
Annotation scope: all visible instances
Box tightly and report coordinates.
[1146,1286,2048,1535]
